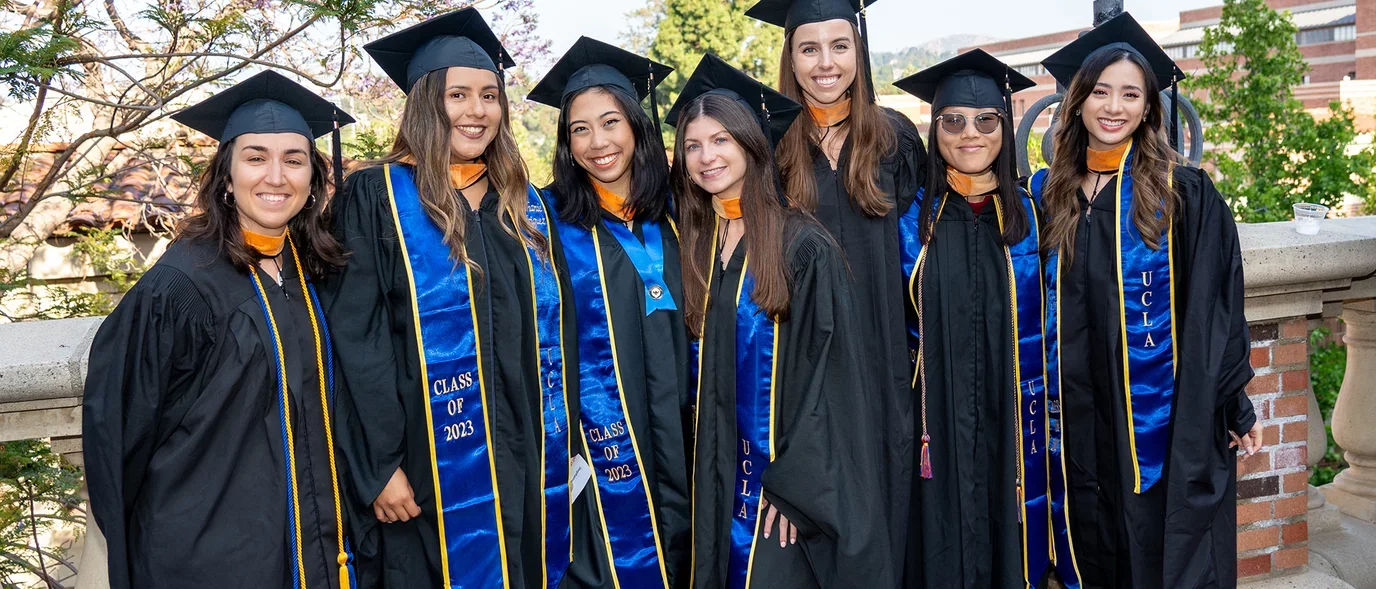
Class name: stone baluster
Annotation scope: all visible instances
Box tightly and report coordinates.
[1324,299,1376,523]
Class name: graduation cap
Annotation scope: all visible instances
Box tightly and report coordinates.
[893,49,1035,115]
[747,0,881,102]
[527,36,674,129]
[172,70,356,191]
[665,53,802,149]
[1041,12,1186,150]
[364,7,516,93]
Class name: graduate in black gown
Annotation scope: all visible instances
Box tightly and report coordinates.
[321,8,573,588]
[666,54,893,589]
[891,51,1063,589]
[748,1,924,561]
[83,71,356,589]
[526,38,692,589]
[1029,13,1264,589]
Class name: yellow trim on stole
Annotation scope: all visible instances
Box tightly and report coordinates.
[382,165,511,589]
[585,227,673,589]
[1110,140,1144,494]
[689,218,721,589]
[737,256,783,589]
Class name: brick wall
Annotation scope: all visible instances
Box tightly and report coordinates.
[1236,317,1313,580]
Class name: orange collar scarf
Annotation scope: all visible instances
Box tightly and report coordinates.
[712,196,742,220]
[244,228,286,257]
[593,182,633,221]
[808,97,852,128]
[400,155,488,190]
[1087,143,1130,174]
[946,167,999,197]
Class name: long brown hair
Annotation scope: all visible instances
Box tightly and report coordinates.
[1041,49,1177,267]
[674,93,815,338]
[178,137,346,278]
[370,67,544,266]
[775,21,896,217]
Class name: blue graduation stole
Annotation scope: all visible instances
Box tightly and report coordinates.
[727,260,778,589]
[524,191,574,589]
[897,186,1073,589]
[1032,138,1176,497]
[385,164,569,588]
[553,203,672,589]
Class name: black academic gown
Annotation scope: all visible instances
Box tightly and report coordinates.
[902,194,1023,589]
[800,108,925,569]
[553,205,694,589]
[84,238,342,589]
[321,166,557,589]
[1058,166,1256,589]
[691,222,892,589]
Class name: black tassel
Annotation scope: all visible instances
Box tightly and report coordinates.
[858,0,875,103]
[1170,76,1180,153]
[649,67,661,132]
[332,109,344,201]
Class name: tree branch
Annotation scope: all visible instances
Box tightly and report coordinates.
[0,84,50,193]
[102,0,151,53]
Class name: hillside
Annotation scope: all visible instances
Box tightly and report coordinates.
[872,34,1002,95]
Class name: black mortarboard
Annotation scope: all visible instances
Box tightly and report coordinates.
[364,7,516,92]
[172,70,353,142]
[665,53,802,148]
[527,37,673,128]
[745,0,877,32]
[747,0,880,102]
[1041,12,1186,150]
[894,49,1035,113]
[1041,12,1182,90]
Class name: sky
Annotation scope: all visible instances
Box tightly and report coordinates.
[531,0,1217,57]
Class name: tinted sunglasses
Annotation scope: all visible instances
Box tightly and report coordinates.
[935,112,1004,135]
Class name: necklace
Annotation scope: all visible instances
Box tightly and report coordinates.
[1087,171,1110,203]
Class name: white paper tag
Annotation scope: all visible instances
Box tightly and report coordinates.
[570,454,592,502]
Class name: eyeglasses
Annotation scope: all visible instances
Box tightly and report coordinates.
[935,112,1004,135]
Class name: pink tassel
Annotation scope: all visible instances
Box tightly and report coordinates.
[919,434,933,480]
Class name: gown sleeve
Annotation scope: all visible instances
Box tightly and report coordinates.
[320,167,408,505]
[82,266,211,589]
[885,108,928,213]
[760,227,891,585]
[1197,169,1257,436]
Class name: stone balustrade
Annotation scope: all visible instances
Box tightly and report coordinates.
[3,216,1376,588]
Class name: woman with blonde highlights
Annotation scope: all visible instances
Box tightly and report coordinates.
[1030,13,1262,589]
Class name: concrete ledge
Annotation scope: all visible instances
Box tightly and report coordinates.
[1240,569,1356,589]
[1239,219,1376,291]
[0,316,103,404]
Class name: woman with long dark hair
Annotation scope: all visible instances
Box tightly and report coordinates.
[83,71,355,589]
[526,38,691,589]
[321,8,572,588]
[669,54,891,589]
[892,50,1064,589]
[747,0,925,559]
[1030,14,1262,589]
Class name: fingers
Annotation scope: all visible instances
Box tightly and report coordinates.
[779,514,788,548]
[762,505,777,539]
[789,521,797,546]
[1229,432,1241,449]
[373,503,388,523]
[404,496,422,519]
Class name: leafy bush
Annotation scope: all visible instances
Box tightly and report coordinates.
[1309,326,1348,486]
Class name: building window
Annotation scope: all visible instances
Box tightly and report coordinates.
[1165,44,1198,59]
[1303,75,1311,84]
[1015,64,1046,77]
[1296,25,1355,45]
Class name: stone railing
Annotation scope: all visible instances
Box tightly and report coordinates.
[3,217,1376,588]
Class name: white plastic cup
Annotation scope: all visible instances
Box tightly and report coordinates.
[1293,203,1329,235]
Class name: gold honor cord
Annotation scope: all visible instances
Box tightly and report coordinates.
[248,253,308,589]
[286,237,352,589]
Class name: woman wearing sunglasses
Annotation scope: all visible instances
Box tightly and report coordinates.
[892,51,1055,589]
[1030,14,1261,589]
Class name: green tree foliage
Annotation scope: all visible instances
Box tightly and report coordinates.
[1309,326,1348,486]
[0,439,84,587]
[1192,0,1376,221]
[646,0,784,125]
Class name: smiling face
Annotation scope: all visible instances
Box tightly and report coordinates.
[788,19,857,107]
[681,115,747,199]
[443,66,503,163]
[936,106,1003,175]
[1080,59,1148,150]
[566,88,635,191]
[228,132,314,236]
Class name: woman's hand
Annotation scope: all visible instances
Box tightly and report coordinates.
[760,495,796,548]
[373,467,422,523]
[1230,421,1264,456]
